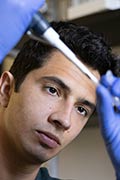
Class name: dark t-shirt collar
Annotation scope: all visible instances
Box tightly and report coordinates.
[35,167,61,180]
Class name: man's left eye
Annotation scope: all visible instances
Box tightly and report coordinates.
[77,106,87,116]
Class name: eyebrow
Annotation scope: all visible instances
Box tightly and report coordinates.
[78,99,96,111]
[41,76,71,92]
[41,76,96,111]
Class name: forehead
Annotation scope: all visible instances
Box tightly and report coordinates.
[35,51,100,85]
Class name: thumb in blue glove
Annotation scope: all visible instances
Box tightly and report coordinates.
[96,70,120,179]
[0,0,45,63]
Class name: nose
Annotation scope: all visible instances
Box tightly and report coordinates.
[48,102,72,130]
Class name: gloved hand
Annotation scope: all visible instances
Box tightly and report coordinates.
[96,70,120,180]
[0,0,45,63]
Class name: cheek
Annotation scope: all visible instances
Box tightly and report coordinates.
[63,118,88,147]
[4,94,55,146]
[14,93,57,128]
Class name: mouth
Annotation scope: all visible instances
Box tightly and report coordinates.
[36,130,61,149]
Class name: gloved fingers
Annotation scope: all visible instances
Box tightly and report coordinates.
[0,0,45,63]
[96,83,117,138]
[19,0,45,12]
[111,78,120,97]
[96,84,120,144]
[10,0,45,9]
[30,0,45,8]
[101,71,120,110]
[2,0,45,13]
[96,84,114,122]
[100,70,117,88]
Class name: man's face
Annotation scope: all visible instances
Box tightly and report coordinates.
[0,51,100,164]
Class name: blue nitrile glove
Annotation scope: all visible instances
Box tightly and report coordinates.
[0,0,45,63]
[96,70,120,180]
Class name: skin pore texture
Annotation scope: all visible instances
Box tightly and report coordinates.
[0,51,100,180]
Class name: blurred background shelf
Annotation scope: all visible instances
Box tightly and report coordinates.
[45,0,120,47]
[15,0,120,49]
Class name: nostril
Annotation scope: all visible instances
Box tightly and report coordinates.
[52,120,64,129]
[49,118,71,131]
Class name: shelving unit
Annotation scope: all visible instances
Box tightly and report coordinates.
[45,0,120,47]
[67,0,120,20]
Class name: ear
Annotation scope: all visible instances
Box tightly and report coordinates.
[0,71,14,107]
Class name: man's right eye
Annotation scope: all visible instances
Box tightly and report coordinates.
[45,86,59,96]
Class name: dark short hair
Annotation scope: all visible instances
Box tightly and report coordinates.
[10,21,120,91]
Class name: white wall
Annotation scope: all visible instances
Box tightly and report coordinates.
[56,128,115,180]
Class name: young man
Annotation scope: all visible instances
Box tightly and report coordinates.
[0,21,120,180]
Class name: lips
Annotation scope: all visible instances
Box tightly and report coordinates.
[36,130,61,149]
